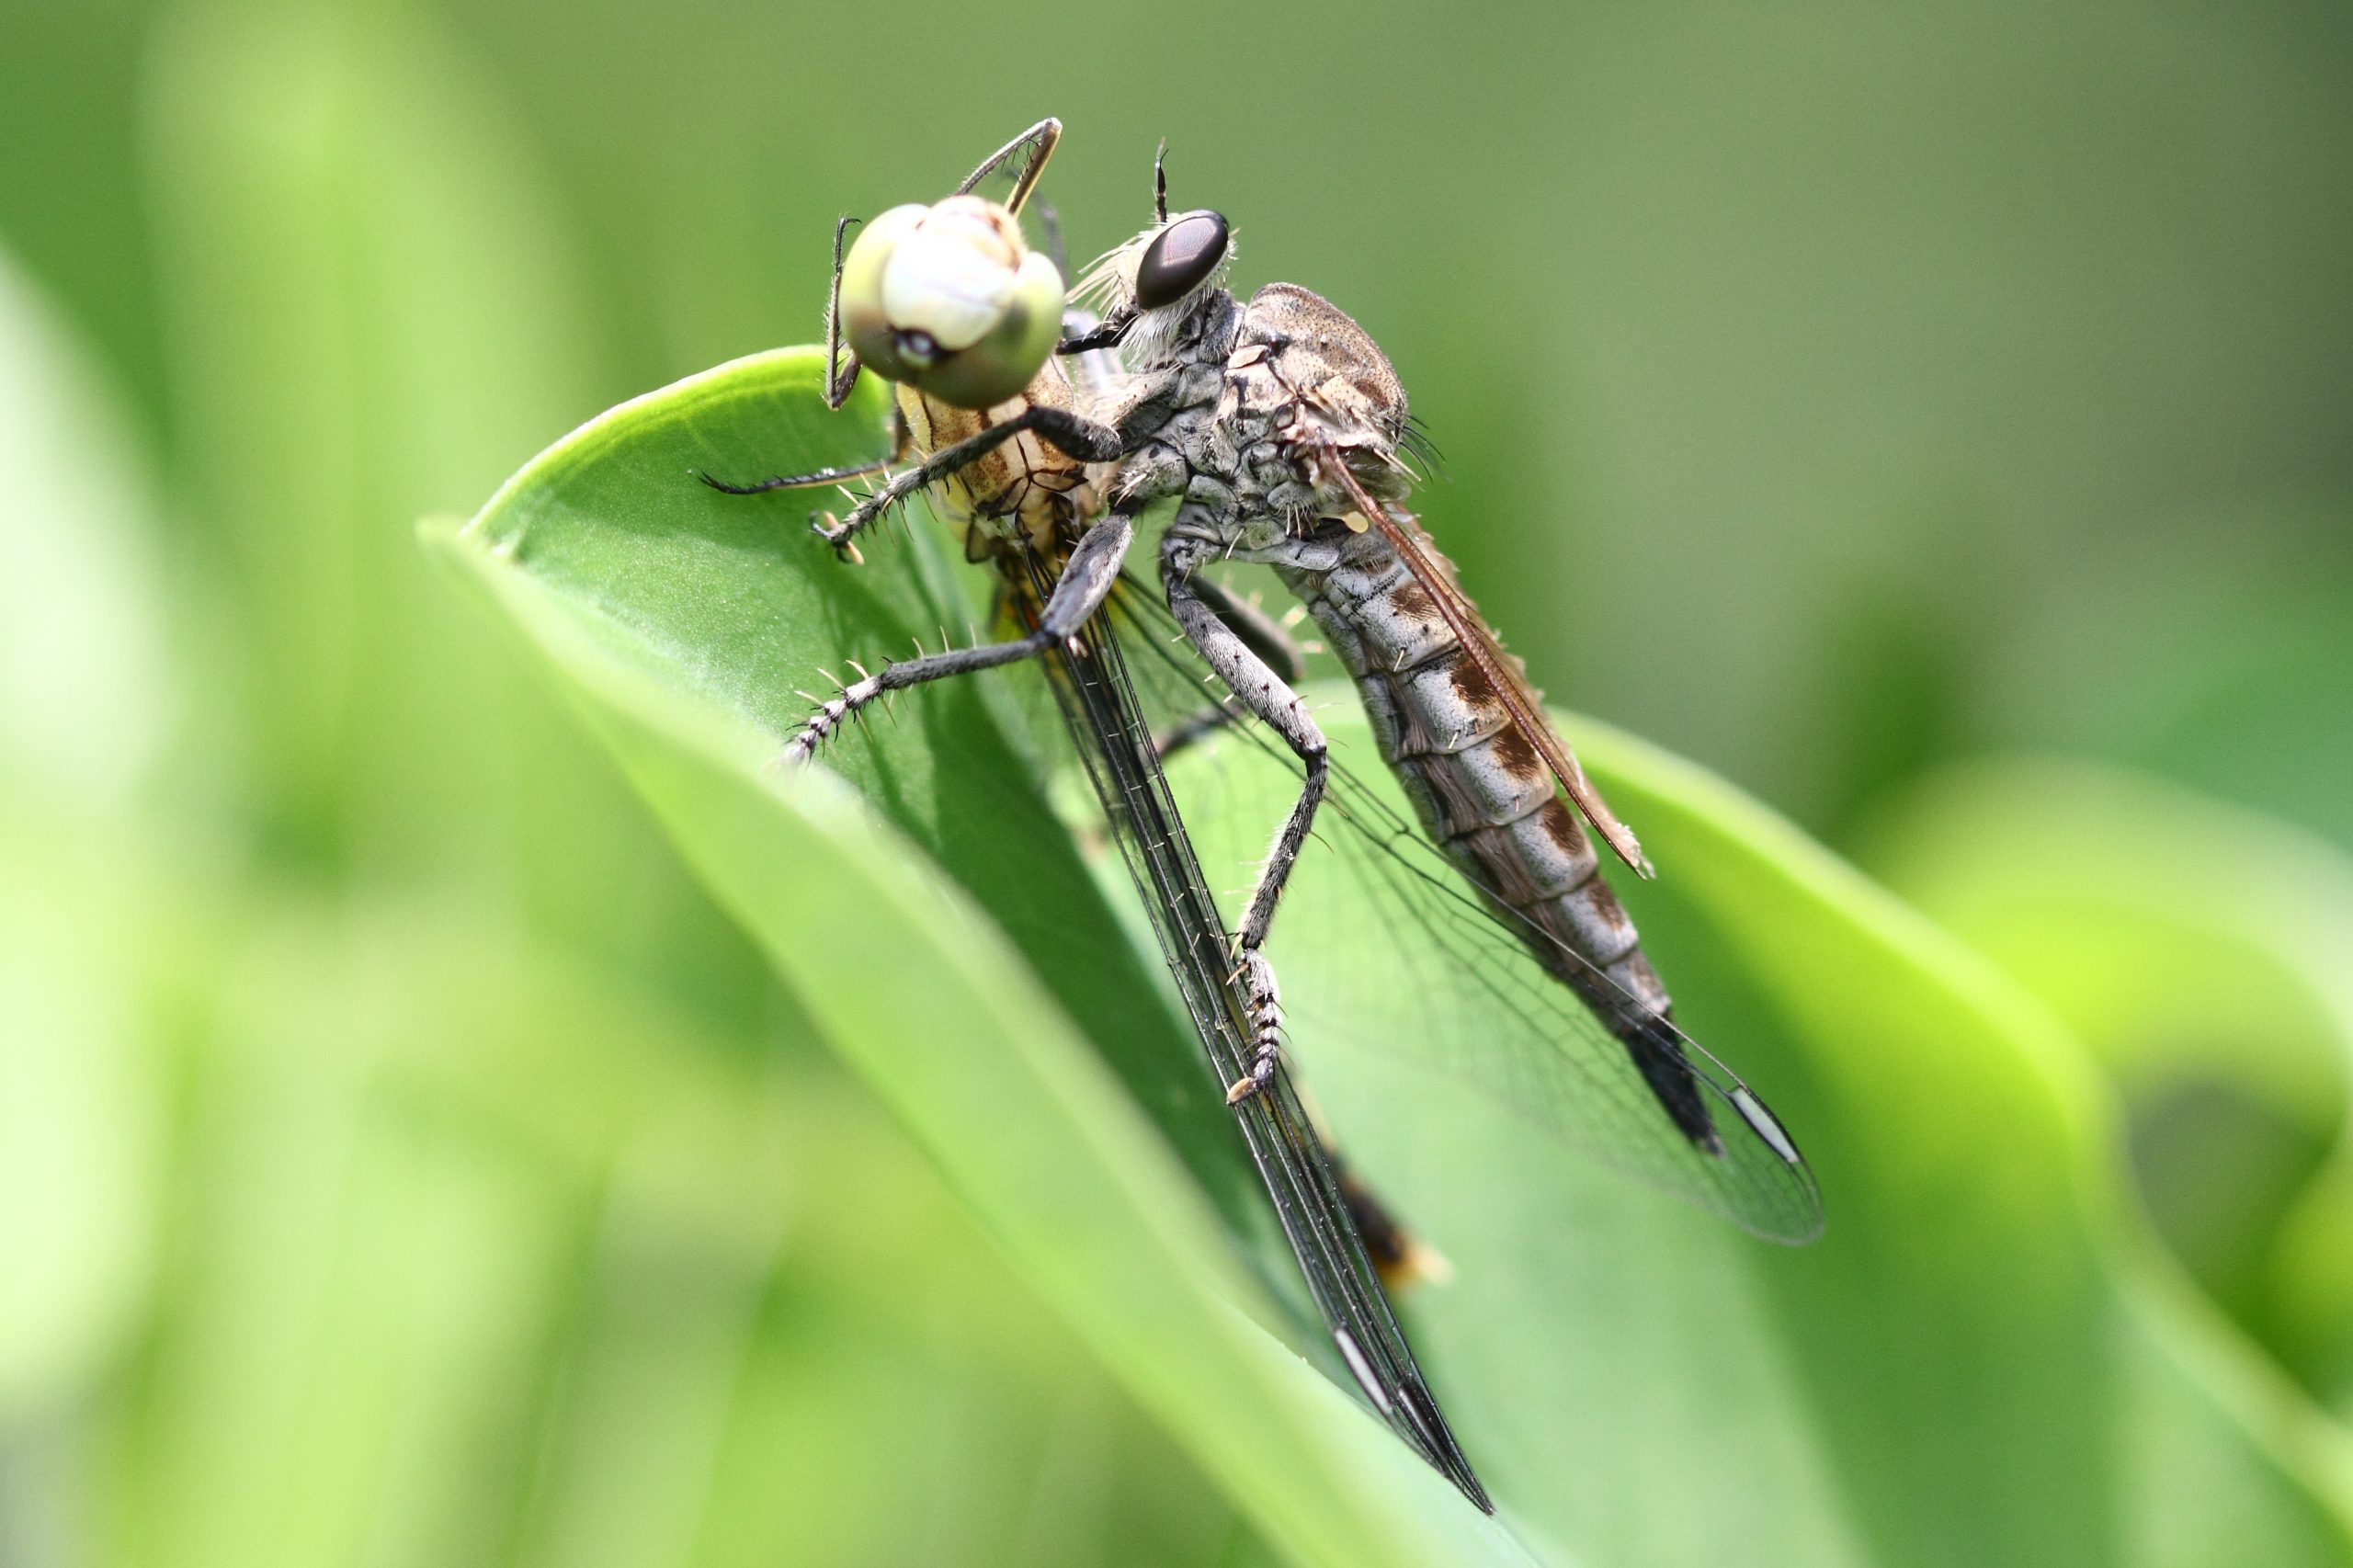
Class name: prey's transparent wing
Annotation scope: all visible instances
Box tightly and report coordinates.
[1106,584,1824,1244]
[1016,557,1492,1509]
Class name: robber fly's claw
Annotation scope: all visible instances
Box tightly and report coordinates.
[1224,1044,1282,1104]
[1220,949,1285,1107]
[808,510,865,565]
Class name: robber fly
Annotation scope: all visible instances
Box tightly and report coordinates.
[704,120,1494,1510]
[797,142,1823,1250]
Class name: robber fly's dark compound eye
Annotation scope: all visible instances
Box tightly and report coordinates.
[1134,210,1229,310]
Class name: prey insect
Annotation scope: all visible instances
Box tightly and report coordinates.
[704,119,1495,1510]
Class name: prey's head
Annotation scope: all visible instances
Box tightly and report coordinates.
[836,193,1064,409]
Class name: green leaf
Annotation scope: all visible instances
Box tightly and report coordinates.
[433,347,2353,1565]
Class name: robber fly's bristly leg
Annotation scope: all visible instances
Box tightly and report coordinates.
[1059,314,1132,355]
[809,404,1124,554]
[1154,572,1308,766]
[783,506,1140,763]
[1165,535,1328,1103]
[1197,574,1310,679]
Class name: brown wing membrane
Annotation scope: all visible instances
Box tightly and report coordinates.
[1320,455,1654,878]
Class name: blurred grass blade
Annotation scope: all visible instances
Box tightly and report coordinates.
[1870,757,2353,1415]
[0,238,171,1440]
[0,245,175,817]
[141,0,706,958]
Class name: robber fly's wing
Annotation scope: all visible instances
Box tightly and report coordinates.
[1365,506,1650,875]
[1314,454,1652,879]
[1106,583,1824,1244]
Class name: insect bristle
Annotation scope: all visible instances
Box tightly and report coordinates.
[1398,415,1446,480]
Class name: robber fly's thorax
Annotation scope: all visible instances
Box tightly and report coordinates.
[1138,282,1413,559]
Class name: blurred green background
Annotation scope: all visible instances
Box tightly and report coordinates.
[2,0,2348,1562]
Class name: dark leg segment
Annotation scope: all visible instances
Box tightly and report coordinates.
[1036,201,1071,276]
[699,217,892,496]
[1164,537,1329,1101]
[784,507,1138,761]
[809,403,1125,554]
[699,449,897,497]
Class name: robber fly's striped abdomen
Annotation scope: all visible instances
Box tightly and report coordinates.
[1274,532,1673,1025]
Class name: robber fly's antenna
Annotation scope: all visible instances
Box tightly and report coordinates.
[958,117,1061,217]
[1153,138,1169,223]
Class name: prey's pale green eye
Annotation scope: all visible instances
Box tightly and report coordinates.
[836,195,1065,410]
[920,248,1062,409]
[837,203,928,384]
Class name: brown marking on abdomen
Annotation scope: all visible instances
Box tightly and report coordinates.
[1539,798,1590,860]
[1391,578,1438,624]
[1487,724,1546,783]
[1447,655,1501,710]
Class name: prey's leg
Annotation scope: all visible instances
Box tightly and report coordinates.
[809,403,1125,556]
[786,506,1138,761]
[698,217,886,493]
[699,403,904,498]
[1164,537,1329,1103]
[1154,573,1307,764]
[821,214,862,408]
[699,451,896,495]
[1036,200,1072,276]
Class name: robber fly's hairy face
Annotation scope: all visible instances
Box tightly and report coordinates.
[837,193,1065,410]
[1078,207,1233,367]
